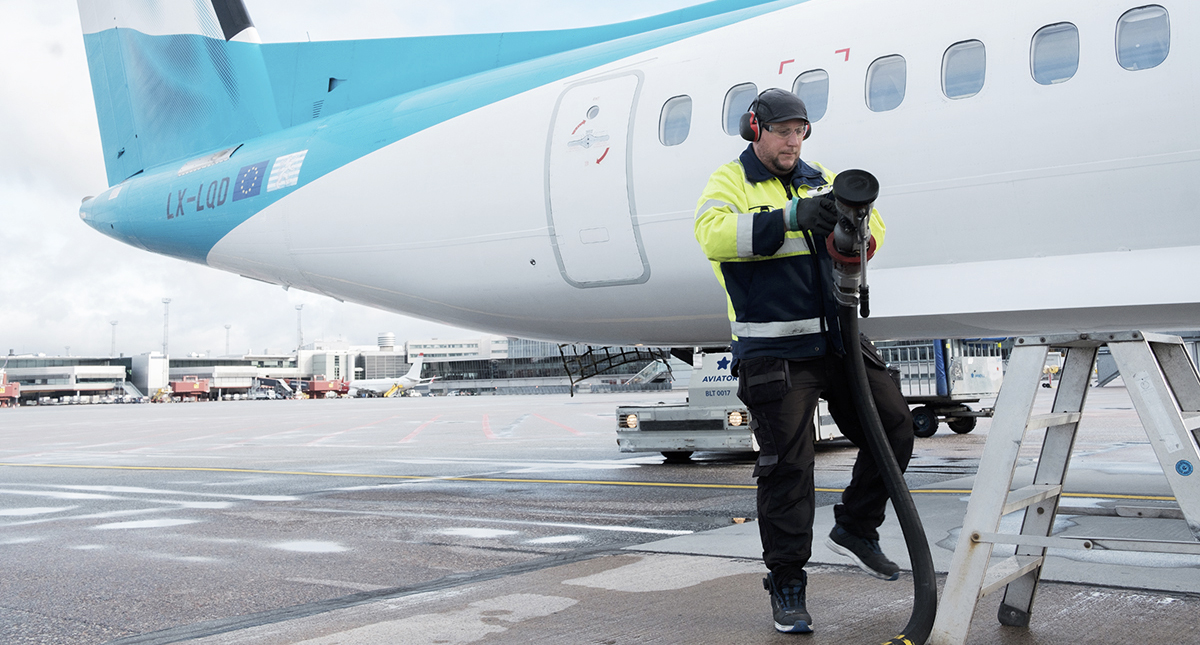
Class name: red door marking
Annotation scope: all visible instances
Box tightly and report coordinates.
[571,120,587,134]
[596,148,610,164]
[779,59,795,74]
[836,48,850,62]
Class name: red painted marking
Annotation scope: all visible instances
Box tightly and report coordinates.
[779,59,795,74]
[571,120,587,135]
[306,415,401,447]
[400,414,443,443]
[532,413,583,437]
[596,148,610,164]
[482,414,496,440]
[836,48,850,62]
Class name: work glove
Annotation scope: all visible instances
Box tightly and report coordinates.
[784,195,838,237]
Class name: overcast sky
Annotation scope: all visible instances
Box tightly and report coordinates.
[0,0,702,359]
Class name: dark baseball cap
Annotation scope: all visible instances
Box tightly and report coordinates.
[754,88,809,124]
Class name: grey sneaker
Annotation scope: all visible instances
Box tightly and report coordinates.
[763,571,813,633]
[825,525,900,581]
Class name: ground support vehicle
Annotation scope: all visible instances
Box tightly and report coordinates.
[615,352,842,460]
[876,339,1006,437]
[0,372,18,408]
[170,376,210,402]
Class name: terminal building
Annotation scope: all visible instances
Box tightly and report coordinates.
[0,333,675,404]
[0,356,133,403]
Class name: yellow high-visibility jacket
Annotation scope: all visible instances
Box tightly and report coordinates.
[694,145,885,366]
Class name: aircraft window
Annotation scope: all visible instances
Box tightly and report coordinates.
[659,95,693,146]
[942,40,986,99]
[723,82,758,136]
[1117,5,1170,70]
[1031,23,1079,84]
[792,70,829,121]
[866,55,906,112]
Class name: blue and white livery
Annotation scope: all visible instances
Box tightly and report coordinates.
[77,0,1200,345]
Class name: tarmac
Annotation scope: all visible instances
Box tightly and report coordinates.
[10,384,1195,644]
[164,397,1200,645]
[168,495,1200,645]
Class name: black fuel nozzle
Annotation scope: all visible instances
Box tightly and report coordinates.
[830,169,879,257]
[827,170,879,316]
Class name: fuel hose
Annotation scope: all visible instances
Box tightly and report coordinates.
[827,167,937,644]
[838,304,938,645]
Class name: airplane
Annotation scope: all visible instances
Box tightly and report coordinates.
[349,355,436,397]
[74,0,1200,349]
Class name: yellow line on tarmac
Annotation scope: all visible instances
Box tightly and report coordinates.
[0,462,756,490]
[0,463,1178,501]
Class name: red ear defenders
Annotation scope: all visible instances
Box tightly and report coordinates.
[740,99,811,142]
[739,104,762,142]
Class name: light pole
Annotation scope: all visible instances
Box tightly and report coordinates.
[110,321,118,357]
[295,305,304,351]
[162,298,172,357]
[225,324,231,356]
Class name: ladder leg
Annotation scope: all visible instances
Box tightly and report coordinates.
[1110,340,1200,539]
[1151,341,1200,412]
[931,344,1048,645]
[997,346,1096,626]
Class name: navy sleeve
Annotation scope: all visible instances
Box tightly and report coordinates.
[752,208,787,256]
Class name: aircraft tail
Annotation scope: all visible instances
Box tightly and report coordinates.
[77,0,282,186]
[404,355,425,382]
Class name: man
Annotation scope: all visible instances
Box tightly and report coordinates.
[693,88,914,634]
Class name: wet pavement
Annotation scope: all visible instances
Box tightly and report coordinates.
[1,385,1197,643]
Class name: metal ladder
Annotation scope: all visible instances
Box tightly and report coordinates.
[931,332,1200,645]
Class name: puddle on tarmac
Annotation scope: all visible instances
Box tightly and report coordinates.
[272,540,348,553]
[0,507,77,516]
[440,528,518,539]
[526,535,584,544]
[92,519,199,530]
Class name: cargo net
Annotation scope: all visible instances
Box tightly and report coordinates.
[557,344,671,395]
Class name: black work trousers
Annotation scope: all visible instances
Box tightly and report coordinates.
[737,339,914,583]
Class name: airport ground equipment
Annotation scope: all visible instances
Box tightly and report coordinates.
[615,351,843,460]
[616,351,751,461]
[876,339,1005,438]
[559,345,671,394]
[304,377,349,398]
[0,372,18,408]
[931,332,1200,645]
[828,169,937,645]
[170,376,210,401]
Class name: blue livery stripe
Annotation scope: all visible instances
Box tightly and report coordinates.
[80,0,809,264]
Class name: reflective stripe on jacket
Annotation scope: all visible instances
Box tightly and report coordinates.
[694,144,885,366]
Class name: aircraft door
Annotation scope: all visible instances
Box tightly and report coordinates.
[546,72,650,288]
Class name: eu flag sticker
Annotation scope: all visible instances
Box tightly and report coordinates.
[232,161,269,202]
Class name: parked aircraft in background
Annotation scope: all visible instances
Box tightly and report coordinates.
[349,356,435,397]
[76,0,1199,346]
